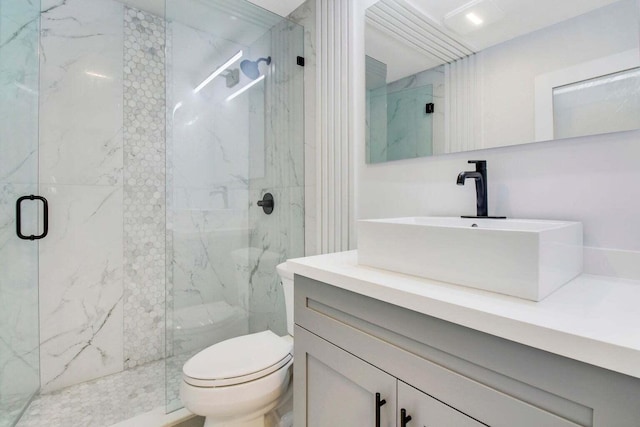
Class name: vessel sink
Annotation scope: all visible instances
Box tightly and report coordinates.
[357,217,583,301]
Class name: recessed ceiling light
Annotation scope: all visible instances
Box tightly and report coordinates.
[465,12,483,26]
[444,0,505,35]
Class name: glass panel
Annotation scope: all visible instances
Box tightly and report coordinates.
[0,0,41,425]
[164,0,304,412]
[553,67,640,139]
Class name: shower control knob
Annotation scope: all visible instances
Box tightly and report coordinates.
[257,193,274,214]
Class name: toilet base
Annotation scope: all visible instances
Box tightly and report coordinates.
[200,378,293,427]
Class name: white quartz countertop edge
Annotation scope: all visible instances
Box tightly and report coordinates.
[287,250,640,379]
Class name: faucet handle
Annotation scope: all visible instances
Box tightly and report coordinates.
[468,160,486,171]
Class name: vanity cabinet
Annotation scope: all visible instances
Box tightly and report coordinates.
[293,275,640,426]
[298,324,484,427]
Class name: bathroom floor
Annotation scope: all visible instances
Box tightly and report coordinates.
[16,360,164,427]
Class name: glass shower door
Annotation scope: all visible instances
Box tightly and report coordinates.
[164,0,304,412]
[0,0,41,425]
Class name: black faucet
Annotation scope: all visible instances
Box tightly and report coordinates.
[457,160,489,217]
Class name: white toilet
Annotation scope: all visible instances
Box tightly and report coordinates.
[181,262,295,427]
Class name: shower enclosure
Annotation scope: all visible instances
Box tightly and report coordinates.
[0,0,304,424]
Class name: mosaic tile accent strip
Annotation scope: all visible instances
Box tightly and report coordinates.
[123,6,167,369]
[16,361,164,427]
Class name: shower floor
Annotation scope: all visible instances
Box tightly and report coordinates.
[16,360,164,427]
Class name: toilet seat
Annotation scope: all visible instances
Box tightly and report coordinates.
[183,330,293,388]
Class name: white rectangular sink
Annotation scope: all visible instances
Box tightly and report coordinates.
[357,217,583,301]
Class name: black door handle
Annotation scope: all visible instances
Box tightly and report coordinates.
[257,192,274,214]
[375,392,387,427]
[400,408,412,427]
[16,195,48,240]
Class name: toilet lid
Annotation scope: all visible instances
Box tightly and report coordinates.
[183,330,293,387]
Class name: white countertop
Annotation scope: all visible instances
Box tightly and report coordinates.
[287,250,640,379]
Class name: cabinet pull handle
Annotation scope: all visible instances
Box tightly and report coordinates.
[400,408,412,426]
[375,392,387,427]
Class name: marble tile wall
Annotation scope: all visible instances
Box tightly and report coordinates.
[166,20,251,316]
[37,0,169,391]
[0,0,41,422]
[38,0,125,392]
[122,6,166,370]
[247,19,305,335]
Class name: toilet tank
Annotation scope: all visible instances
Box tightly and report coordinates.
[276,262,294,336]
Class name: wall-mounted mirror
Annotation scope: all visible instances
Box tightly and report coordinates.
[365,0,640,163]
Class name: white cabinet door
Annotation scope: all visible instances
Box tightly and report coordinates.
[398,381,485,427]
[296,326,397,427]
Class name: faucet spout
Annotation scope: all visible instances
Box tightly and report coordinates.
[457,171,482,186]
[457,160,488,217]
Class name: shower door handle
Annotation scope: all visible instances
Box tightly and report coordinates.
[16,195,49,240]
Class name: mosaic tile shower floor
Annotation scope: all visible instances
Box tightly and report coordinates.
[17,361,164,427]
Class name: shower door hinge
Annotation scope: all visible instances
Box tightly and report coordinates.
[425,103,435,114]
[296,56,305,67]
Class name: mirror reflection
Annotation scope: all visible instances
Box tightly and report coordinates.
[365,0,640,163]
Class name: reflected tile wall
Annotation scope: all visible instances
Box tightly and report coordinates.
[38,0,125,392]
[386,84,433,161]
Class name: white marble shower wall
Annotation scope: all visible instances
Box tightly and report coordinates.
[247,19,305,335]
[37,0,167,391]
[38,0,125,393]
[166,19,252,322]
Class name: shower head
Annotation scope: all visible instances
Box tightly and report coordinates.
[240,56,272,80]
